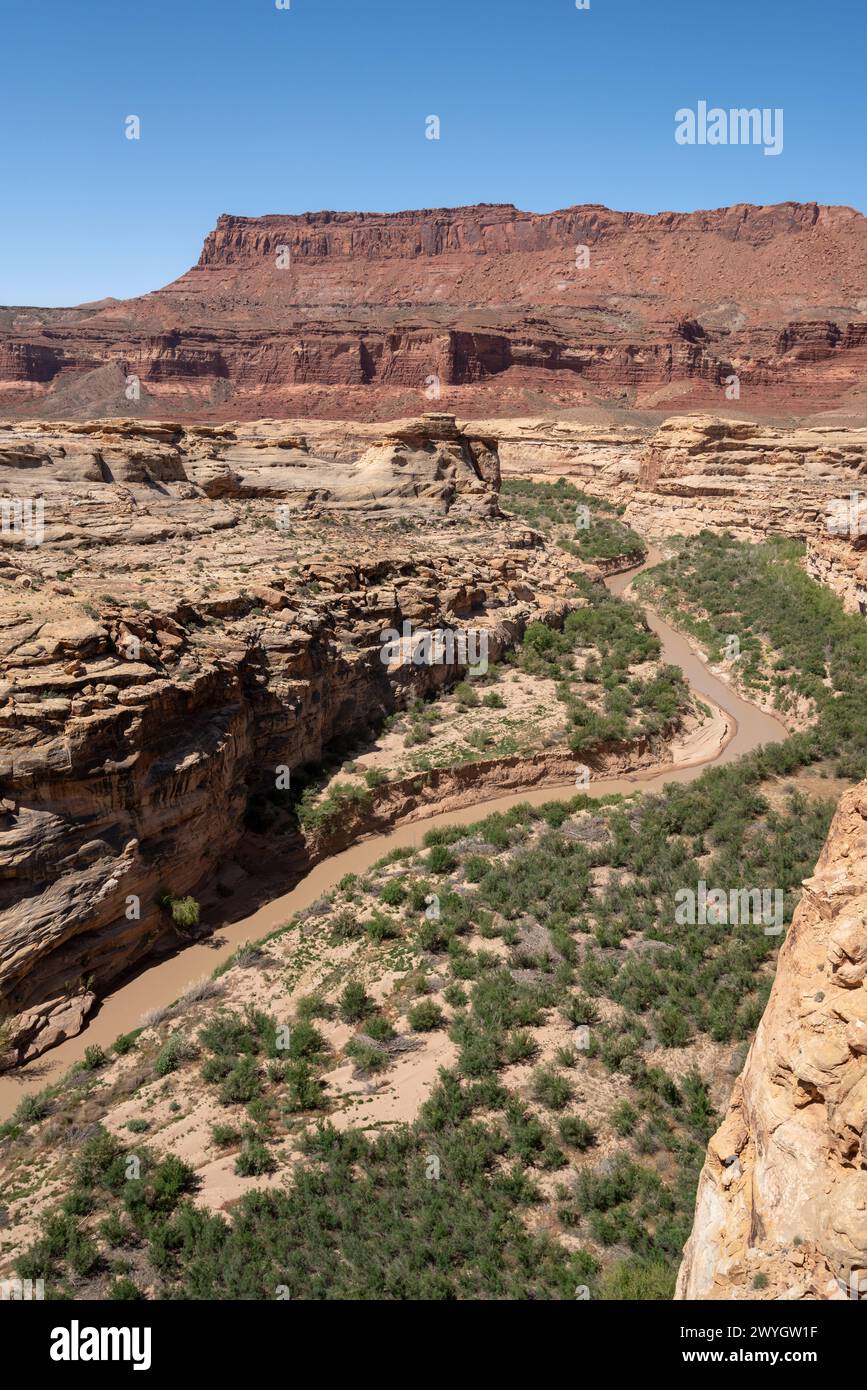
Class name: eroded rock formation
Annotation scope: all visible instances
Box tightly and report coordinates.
[0,414,579,1063]
[486,412,867,613]
[623,418,867,613]
[2,202,865,421]
[677,781,867,1301]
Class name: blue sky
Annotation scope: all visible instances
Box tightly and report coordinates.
[1,0,864,305]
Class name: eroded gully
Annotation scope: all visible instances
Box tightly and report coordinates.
[0,547,788,1116]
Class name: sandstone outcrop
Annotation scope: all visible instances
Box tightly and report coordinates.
[677,781,867,1300]
[622,417,867,613]
[467,416,647,497]
[481,412,867,614]
[2,202,865,421]
[0,412,499,522]
[0,415,578,1063]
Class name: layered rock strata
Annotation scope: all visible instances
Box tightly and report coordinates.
[2,202,865,420]
[623,417,867,613]
[479,413,867,613]
[0,415,578,1062]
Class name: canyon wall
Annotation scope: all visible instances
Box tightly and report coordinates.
[485,413,867,614]
[2,202,866,421]
[0,414,582,1064]
[623,417,867,613]
[677,780,867,1301]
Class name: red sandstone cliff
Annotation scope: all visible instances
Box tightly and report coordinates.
[2,202,865,422]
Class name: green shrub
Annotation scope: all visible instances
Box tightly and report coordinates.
[74,1129,127,1191]
[211,1124,241,1148]
[407,1000,445,1032]
[13,1093,50,1125]
[67,1229,101,1277]
[218,1057,262,1106]
[427,844,457,875]
[532,1067,574,1112]
[366,911,401,942]
[504,1030,539,1064]
[108,1278,144,1300]
[338,981,372,1024]
[284,1061,327,1113]
[61,1191,95,1217]
[346,1040,389,1075]
[601,1259,676,1300]
[364,1014,396,1042]
[558,1116,597,1151]
[98,1214,137,1248]
[285,1020,326,1060]
[379,879,407,907]
[455,1026,502,1078]
[162,895,200,930]
[235,1138,277,1177]
[562,993,601,1026]
[454,682,479,707]
[155,1032,196,1077]
[611,1101,638,1137]
[295,993,334,1021]
[653,1005,693,1048]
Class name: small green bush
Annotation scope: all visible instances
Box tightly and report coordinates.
[235,1138,277,1177]
[532,1067,574,1112]
[211,1124,241,1148]
[162,895,200,930]
[427,844,457,875]
[407,999,445,1032]
[338,981,372,1024]
[454,682,479,707]
[108,1278,144,1300]
[155,1032,195,1077]
[218,1056,262,1106]
[558,1116,596,1151]
[379,879,407,907]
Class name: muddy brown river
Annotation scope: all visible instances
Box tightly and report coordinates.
[0,549,790,1117]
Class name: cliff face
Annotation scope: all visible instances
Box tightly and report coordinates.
[623,418,867,614]
[485,413,867,614]
[677,781,867,1301]
[0,415,581,1064]
[1,202,865,421]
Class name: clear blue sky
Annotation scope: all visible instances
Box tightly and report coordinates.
[1,0,864,305]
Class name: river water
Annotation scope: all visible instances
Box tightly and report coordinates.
[0,548,789,1117]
